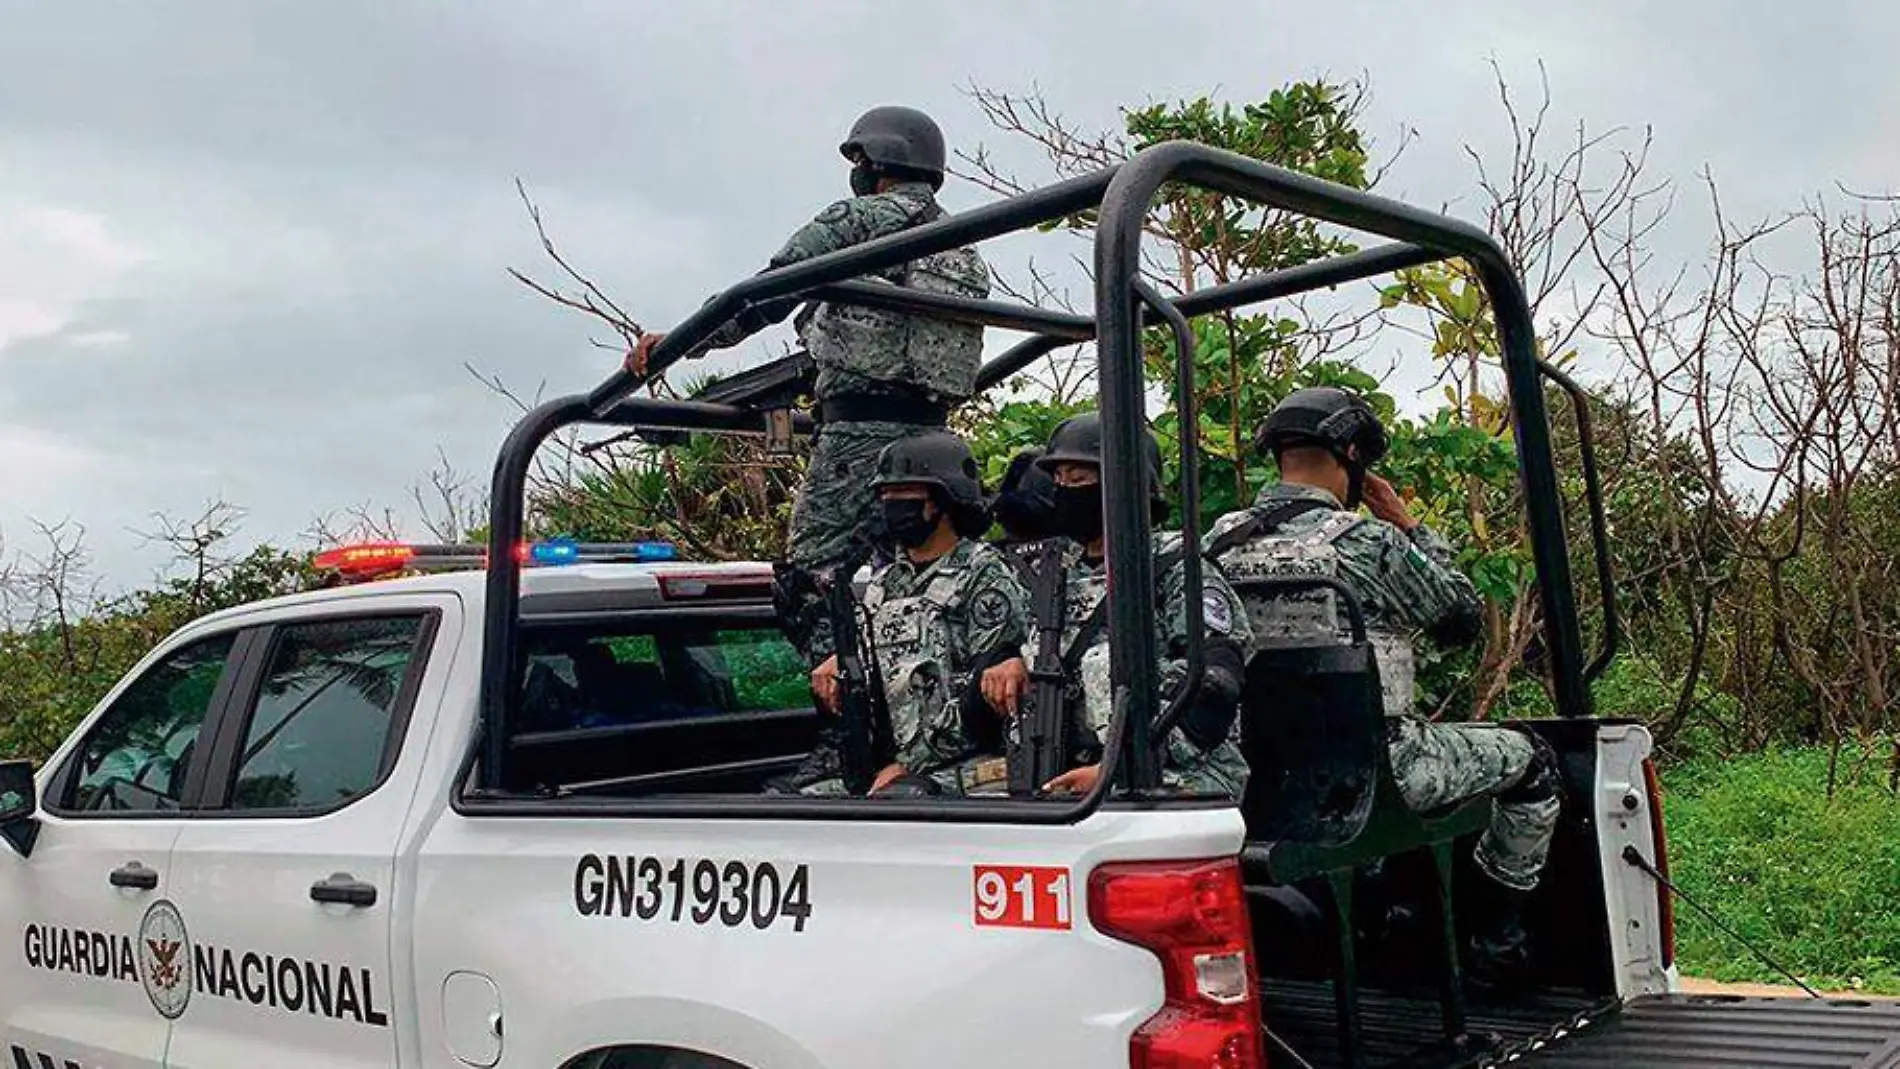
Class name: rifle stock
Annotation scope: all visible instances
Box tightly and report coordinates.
[1009,540,1071,796]
[636,350,817,447]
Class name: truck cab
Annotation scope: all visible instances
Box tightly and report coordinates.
[5,138,1899,1068]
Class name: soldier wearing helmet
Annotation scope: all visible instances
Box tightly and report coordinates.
[1206,385,1561,985]
[800,430,1030,796]
[979,412,1254,800]
[626,106,992,666]
[988,445,1059,549]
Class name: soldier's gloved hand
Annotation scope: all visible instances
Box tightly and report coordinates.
[810,655,840,713]
[981,657,1030,717]
[1361,473,1419,532]
[625,331,667,376]
[1044,763,1102,795]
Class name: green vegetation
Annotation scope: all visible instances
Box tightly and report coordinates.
[1664,747,1900,995]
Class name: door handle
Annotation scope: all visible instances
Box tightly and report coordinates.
[310,872,377,908]
[109,861,159,891]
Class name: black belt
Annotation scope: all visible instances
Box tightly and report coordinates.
[818,393,950,426]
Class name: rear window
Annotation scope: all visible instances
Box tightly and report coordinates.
[519,623,807,733]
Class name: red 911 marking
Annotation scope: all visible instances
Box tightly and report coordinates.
[972,865,1071,930]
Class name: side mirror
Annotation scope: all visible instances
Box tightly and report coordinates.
[0,760,41,858]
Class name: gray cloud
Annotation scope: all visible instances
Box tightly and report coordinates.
[1,0,1893,589]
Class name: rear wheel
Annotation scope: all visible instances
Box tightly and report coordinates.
[564,1048,748,1069]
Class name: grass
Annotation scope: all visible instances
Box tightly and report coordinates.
[1662,746,1900,995]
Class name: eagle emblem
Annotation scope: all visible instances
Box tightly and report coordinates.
[137,899,194,1020]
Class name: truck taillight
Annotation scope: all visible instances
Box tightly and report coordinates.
[1090,858,1265,1069]
[1642,757,1676,969]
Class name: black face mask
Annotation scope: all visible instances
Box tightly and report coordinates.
[849,162,879,197]
[880,498,940,549]
[1050,483,1104,543]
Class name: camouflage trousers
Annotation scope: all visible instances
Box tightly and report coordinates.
[1388,716,1559,892]
[786,418,937,663]
[1158,733,1250,801]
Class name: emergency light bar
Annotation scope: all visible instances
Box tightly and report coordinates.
[313,538,677,582]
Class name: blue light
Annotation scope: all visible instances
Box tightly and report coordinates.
[633,542,677,561]
[529,538,581,565]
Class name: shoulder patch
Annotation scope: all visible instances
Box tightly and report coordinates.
[1202,589,1234,634]
[815,200,855,225]
[970,588,1012,631]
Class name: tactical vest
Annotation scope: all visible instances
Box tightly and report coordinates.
[861,550,980,718]
[1217,507,1417,720]
[803,199,990,404]
[1035,535,1182,750]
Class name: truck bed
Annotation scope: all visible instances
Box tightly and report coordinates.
[1262,983,1900,1068]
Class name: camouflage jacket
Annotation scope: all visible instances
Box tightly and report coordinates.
[707,182,991,407]
[1019,533,1253,798]
[1206,482,1482,718]
[862,538,1029,778]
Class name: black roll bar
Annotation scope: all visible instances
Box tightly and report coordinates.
[971,241,1443,391]
[1537,358,1620,684]
[1132,279,1203,790]
[474,139,1602,810]
[585,170,1116,417]
[1091,144,1589,791]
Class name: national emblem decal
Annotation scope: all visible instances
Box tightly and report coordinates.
[137,898,193,1020]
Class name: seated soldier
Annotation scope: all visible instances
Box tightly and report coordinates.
[806,430,1031,796]
[980,412,1253,799]
[1206,385,1563,983]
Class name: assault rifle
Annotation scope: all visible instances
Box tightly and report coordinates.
[1008,539,1071,796]
[825,551,892,795]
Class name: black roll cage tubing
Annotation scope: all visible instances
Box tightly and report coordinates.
[468,140,1617,822]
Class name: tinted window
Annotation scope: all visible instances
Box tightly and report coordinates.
[227,616,425,812]
[65,633,236,813]
[520,625,807,733]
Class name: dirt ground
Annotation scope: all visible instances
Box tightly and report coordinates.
[1678,976,1899,1001]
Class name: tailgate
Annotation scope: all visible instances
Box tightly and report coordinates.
[1507,995,1900,1068]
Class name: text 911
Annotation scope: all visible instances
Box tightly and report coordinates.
[972,865,1071,931]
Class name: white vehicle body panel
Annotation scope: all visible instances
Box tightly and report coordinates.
[0,561,1673,1069]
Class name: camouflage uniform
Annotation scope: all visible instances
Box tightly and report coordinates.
[1023,533,1254,800]
[705,182,991,662]
[1209,482,1558,891]
[805,539,1029,797]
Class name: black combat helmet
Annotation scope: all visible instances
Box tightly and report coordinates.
[839,106,947,189]
[1036,411,1170,522]
[991,446,1058,543]
[1255,386,1389,506]
[873,430,990,534]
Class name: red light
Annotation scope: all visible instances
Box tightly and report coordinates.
[313,543,416,578]
[657,571,774,601]
[1090,858,1264,1069]
[1643,758,1676,969]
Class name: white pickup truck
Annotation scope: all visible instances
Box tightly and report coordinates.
[5,543,1897,1069]
[9,138,1900,1069]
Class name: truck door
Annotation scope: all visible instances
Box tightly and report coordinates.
[160,601,454,1069]
[0,630,246,1069]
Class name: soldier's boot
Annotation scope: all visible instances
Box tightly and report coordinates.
[1465,732,1563,995]
[761,722,846,796]
[1463,877,1536,995]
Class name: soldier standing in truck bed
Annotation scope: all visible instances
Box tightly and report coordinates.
[626,106,992,666]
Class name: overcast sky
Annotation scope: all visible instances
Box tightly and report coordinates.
[2,0,1895,593]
